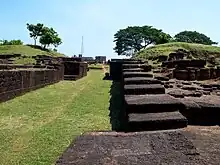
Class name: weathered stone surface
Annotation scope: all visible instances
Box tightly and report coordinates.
[122,64,148,69]
[123,68,144,72]
[174,69,188,80]
[202,91,211,95]
[180,96,220,124]
[202,88,213,92]
[168,89,185,98]
[162,59,206,69]
[158,55,168,62]
[110,60,145,81]
[124,94,184,113]
[153,69,161,73]
[188,70,196,81]
[128,111,187,131]
[209,67,216,79]
[177,84,183,88]
[56,131,208,165]
[124,77,161,85]
[123,72,153,78]
[199,68,210,80]
[168,89,203,98]
[154,75,169,81]
[168,52,185,61]
[216,68,220,77]
[164,84,174,88]
[181,85,197,91]
[124,84,165,95]
[182,81,192,85]
[63,61,88,79]
[183,126,220,165]
[0,67,64,103]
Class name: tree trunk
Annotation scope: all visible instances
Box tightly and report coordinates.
[34,38,37,45]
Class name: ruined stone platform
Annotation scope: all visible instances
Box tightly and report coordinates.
[123,68,144,72]
[123,72,153,78]
[56,130,208,165]
[124,77,161,85]
[128,111,187,131]
[124,84,165,95]
[122,63,148,69]
[124,94,185,113]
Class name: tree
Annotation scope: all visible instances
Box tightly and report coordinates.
[113,25,171,56]
[39,27,62,49]
[0,39,23,45]
[26,23,44,45]
[174,31,217,45]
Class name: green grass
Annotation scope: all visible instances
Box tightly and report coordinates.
[89,64,103,69]
[0,45,65,64]
[135,42,220,63]
[0,70,111,165]
[88,64,109,70]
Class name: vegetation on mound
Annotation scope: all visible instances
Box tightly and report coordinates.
[0,70,111,165]
[135,42,220,64]
[0,45,65,64]
[0,45,64,57]
[113,25,217,56]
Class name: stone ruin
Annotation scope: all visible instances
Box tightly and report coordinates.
[0,54,21,64]
[162,59,220,81]
[158,49,220,81]
[56,58,220,164]
[34,56,88,80]
[0,54,89,102]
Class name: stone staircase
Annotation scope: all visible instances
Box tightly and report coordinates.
[119,60,188,132]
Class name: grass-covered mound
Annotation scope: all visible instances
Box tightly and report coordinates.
[135,42,220,64]
[0,45,65,64]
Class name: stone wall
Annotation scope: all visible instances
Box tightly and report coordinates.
[63,61,88,80]
[0,65,64,103]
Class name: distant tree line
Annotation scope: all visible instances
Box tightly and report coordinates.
[114,25,217,56]
[0,39,23,45]
[0,23,62,50]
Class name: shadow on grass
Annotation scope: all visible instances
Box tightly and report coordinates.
[103,73,112,80]
[109,81,127,131]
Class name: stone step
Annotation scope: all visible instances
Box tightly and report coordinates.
[123,68,144,72]
[124,77,161,85]
[123,72,153,78]
[122,64,145,69]
[127,111,187,131]
[122,64,151,71]
[124,94,185,114]
[124,84,165,95]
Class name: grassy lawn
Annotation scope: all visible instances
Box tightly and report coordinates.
[0,70,111,165]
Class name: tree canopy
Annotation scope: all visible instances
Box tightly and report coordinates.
[174,31,217,45]
[27,23,62,48]
[27,23,44,45]
[113,26,171,56]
